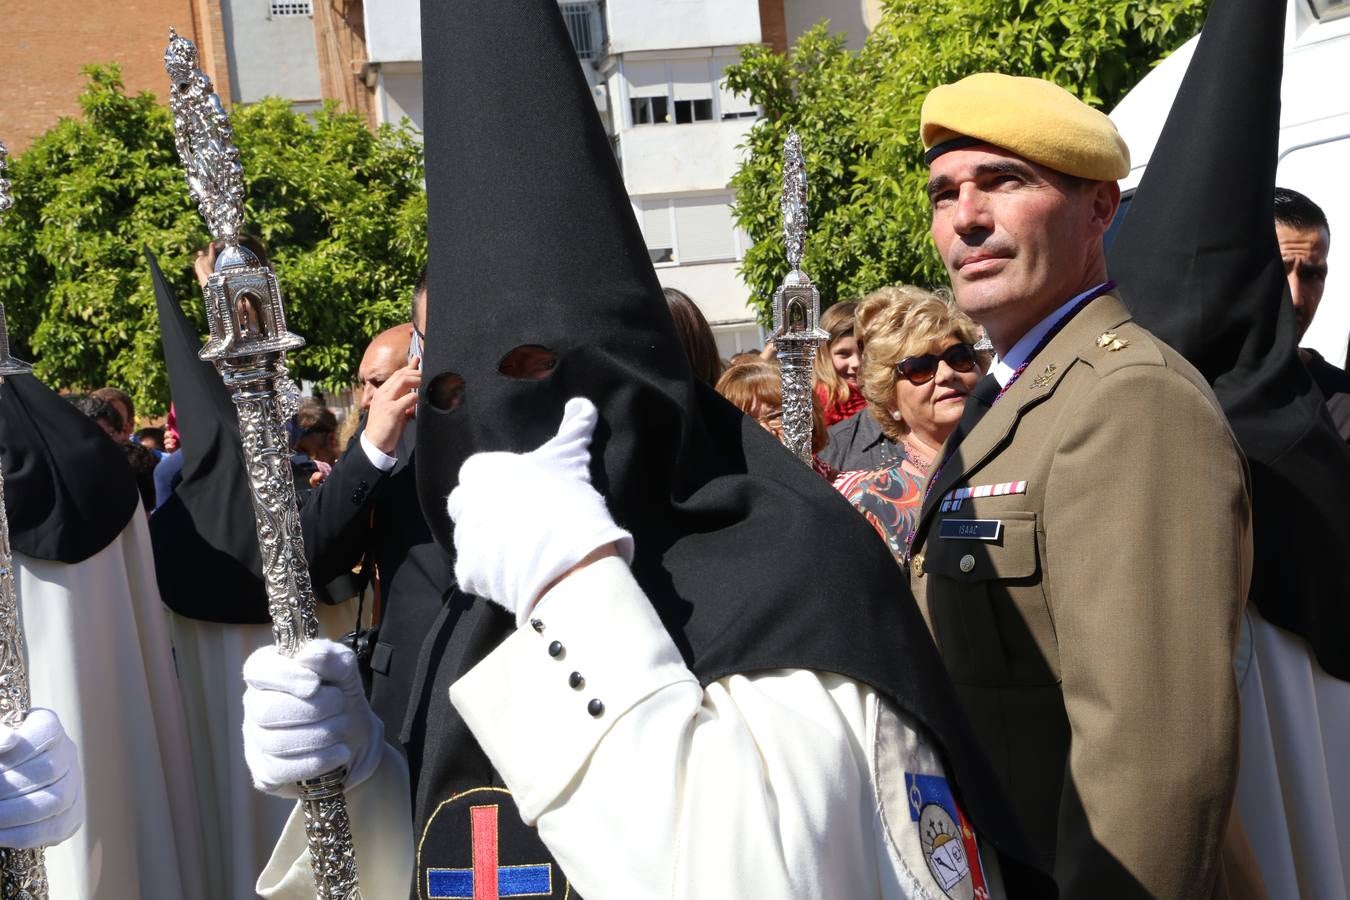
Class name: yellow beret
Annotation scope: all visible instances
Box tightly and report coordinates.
[920,73,1129,181]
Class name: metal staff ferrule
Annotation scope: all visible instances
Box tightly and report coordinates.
[770,130,829,464]
[0,139,49,900]
[163,30,362,899]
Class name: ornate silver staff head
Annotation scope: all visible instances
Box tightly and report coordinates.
[0,143,32,382]
[770,129,828,463]
[163,29,304,368]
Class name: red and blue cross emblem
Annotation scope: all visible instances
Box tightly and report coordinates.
[427,804,553,899]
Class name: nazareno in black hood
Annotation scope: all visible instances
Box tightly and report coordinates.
[413,0,1051,886]
[0,371,138,563]
[1108,0,1350,680]
[147,250,269,623]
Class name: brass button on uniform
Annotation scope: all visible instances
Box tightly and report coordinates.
[959,554,976,573]
[911,554,925,577]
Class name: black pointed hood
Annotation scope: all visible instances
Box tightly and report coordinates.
[146,251,269,623]
[1108,0,1350,679]
[412,0,1049,886]
[0,373,138,563]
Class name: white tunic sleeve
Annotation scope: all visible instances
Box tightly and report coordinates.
[256,741,415,899]
[450,555,1004,900]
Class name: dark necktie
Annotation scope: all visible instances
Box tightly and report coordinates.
[945,373,1000,460]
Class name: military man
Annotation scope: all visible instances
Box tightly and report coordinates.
[908,73,1254,897]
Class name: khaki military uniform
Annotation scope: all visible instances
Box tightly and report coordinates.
[909,293,1254,898]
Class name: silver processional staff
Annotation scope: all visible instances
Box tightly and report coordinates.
[0,137,50,900]
[161,30,362,899]
[770,129,829,464]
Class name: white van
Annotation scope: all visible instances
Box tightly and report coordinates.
[1109,0,1350,366]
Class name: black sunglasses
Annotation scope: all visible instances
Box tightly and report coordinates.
[895,342,978,386]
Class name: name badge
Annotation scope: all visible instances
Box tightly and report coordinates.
[939,519,1002,541]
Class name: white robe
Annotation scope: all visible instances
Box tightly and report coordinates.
[16,512,210,900]
[171,593,365,900]
[1235,606,1350,900]
[260,556,1007,900]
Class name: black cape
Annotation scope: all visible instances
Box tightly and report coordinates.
[0,372,139,563]
[409,0,1050,893]
[146,251,270,623]
[1108,0,1350,680]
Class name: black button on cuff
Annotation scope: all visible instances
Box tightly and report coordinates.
[530,619,545,633]
[568,671,584,689]
[547,640,564,658]
[587,698,605,717]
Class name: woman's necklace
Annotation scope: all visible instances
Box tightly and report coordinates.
[901,440,933,475]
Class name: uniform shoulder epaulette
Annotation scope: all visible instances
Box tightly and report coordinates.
[1079,320,1165,378]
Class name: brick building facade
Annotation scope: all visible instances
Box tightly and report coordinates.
[0,0,230,152]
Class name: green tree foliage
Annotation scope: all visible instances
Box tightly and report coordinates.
[726,0,1206,320]
[0,65,426,416]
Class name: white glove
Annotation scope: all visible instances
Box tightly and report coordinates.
[242,639,384,798]
[0,707,84,849]
[448,396,634,625]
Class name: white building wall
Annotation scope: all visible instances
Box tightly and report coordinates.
[221,0,323,105]
[605,0,761,53]
[619,118,756,196]
[365,0,423,62]
[375,62,425,133]
[607,1,767,340]
[783,0,883,48]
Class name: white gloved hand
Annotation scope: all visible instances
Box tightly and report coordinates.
[0,707,84,849]
[448,396,634,625]
[242,639,384,798]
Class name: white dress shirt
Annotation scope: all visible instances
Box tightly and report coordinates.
[358,430,398,472]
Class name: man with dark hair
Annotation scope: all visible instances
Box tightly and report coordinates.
[67,393,124,439]
[1273,187,1349,440]
[1274,187,1331,341]
[92,386,135,442]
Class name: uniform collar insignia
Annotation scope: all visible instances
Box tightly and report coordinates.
[1029,363,1058,389]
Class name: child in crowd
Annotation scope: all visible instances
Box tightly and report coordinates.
[812,302,866,426]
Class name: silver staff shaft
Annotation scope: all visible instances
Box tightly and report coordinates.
[0,465,49,900]
[0,139,49,900]
[770,130,828,464]
[162,30,360,898]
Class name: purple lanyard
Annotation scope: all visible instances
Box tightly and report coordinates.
[904,282,1114,561]
[992,281,1115,404]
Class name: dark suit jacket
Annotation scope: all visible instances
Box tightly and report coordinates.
[301,422,455,742]
[1305,349,1350,443]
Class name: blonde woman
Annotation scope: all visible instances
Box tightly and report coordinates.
[827,285,987,564]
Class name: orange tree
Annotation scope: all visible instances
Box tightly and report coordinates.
[0,65,425,415]
[726,0,1207,319]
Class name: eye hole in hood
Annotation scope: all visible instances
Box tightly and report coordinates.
[498,345,558,381]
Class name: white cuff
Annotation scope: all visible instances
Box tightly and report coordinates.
[449,556,696,823]
[359,431,398,472]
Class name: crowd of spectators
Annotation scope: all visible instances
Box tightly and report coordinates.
[64,383,351,515]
